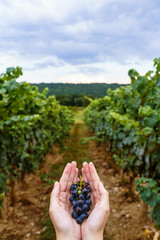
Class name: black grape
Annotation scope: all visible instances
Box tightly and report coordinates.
[70,184,77,191]
[77,200,84,207]
[79,194,84,200]
[85,194,91,200]
[82,204,88,211]
[76,217,83,224]
[69,196,75,202]
[85,199,92,206]
[72,211,78,219]
[76,206,82,215]
[82,188,88,195]
[72,200,77,207]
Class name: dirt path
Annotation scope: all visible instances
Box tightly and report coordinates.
[0,109,154,240]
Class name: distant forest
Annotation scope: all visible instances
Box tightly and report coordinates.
[32,83,127,106]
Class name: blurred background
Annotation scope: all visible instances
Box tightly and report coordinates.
[0,1,160,240]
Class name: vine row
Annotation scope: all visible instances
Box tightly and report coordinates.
[84,58,160,227]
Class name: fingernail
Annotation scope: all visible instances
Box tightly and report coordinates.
[83,161,88,166]
[54,181,58,187]
[66,163,70,167]
[89,162,93,166]
[71,161,77,167]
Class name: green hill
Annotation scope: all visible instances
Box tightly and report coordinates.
[31,83,128,106]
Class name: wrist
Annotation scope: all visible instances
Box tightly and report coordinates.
[56,231,79,240]
[83,231,103,240]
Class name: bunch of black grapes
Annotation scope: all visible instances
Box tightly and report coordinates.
[69,177,92,224]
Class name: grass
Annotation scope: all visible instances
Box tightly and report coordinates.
[73,109,84,124]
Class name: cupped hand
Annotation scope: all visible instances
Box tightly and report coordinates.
[49,161,81,240]
[81,162,110,240]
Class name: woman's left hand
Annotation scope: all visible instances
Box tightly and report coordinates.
[49,161,81,240]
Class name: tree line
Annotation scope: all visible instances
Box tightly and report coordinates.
[31,83,127,106]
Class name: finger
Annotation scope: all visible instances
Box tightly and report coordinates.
[89,162,100,191]
[82,162,90,182]
[73,167,79,183]
[82,162,94,191]
[82,166,95,206]
[59,163,71,192]
[67,161,77,191]
[83,164,97,207]
[82,167,87,182]
[67,167,78,205]
[49,181,60,211]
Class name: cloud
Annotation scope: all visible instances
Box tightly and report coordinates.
[26,57,65,70]
[78,66,106,74]
[0,0,159,83]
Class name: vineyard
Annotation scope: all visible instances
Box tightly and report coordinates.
[0,59,160,240]
[84,58,160,228]
[0,67,73,207]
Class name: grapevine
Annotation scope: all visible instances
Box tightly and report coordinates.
[0,67,73,206]
[84,57,160,227]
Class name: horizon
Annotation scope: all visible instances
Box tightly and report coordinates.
[30,82,127,85]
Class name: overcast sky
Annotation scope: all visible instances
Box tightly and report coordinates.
[0,0,160,84]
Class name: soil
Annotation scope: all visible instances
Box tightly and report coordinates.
[0,110,158,240]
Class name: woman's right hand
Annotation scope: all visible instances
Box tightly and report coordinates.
[81,162,110,240]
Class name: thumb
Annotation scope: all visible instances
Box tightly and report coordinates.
[53,181,60,195]
[49,181,60,210]
[99,182,110,210]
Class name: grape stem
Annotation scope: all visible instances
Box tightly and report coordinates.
[77,175,84,194]
[79,175,82,190]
